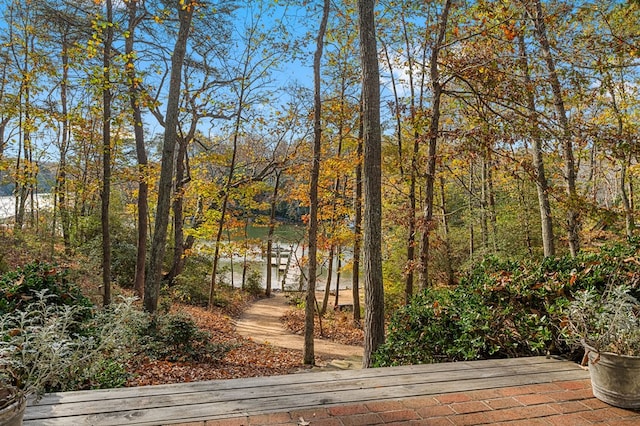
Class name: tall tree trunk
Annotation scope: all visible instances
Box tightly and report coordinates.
[517,28,555,257]
[418,0,452,290]
[265,171,281,297]
[145,3,194,313]
[517,177,534,255]
[352,109,363,324]
[304,0,331,363]
[480,157,489,251]
[487,153,498,252]
[334,244,342,307]
[604,71,635,237]
[321,245,334,316]
[58,39,71,255]
[305,0,330,365]
[15,35,31,231]
[468,166,475,259]
[525,0,579,256]
[208,34,257,307]
[167,139,189,283]
[101,0,114,307]
[439,176,454,286]
[359,0,385,368]
[126,0,149,299]
[401,10,428,304]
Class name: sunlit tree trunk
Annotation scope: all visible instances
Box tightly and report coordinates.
[304,0,330,365]
[517,26,555,257]
[603,71,635,237]
[145,3,194,313]
[524,0,579,256]
[418,0,452,290]
[56,37,71,255]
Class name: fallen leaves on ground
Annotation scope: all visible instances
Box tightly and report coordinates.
[126,301,314,387]
[281,308,364,346]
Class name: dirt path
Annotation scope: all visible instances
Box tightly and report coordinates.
[234,292,363,368]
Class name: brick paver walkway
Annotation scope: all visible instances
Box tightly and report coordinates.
[176,379,640,426]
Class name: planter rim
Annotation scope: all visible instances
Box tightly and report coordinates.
[582,341,640,360]
[0,388,25,411]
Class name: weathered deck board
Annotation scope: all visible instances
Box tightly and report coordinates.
[24,356,589,426]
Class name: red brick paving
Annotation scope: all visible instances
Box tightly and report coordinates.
[172,379,640,425]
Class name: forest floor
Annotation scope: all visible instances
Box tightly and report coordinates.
[127,290,365,387]
[0,235,365,388]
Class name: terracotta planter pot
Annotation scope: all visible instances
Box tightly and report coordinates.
[0,390,26,426]
[585,344,640,409]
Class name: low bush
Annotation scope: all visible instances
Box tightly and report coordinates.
[0,261,93,315]
[171,255,212,307]
[0,293,138,396]
[373,240,640,367]
[131,311,230,363]
[244,268,263,296]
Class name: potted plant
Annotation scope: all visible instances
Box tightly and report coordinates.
[0,292,100,425]
[564,284,640,409]
[0,387,25,426]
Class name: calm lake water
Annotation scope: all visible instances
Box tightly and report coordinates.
[214,224,355,291]
[0,194,53,220]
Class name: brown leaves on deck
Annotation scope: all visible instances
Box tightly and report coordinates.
[126,303,311,387]
[280,308,364,346]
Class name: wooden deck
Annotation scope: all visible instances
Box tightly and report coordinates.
[24,356,589,426]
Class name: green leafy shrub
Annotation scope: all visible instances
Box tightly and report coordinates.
[0,262,93,315]
[244,268,263,296]
[90,359,129,389]
[373,240,640,367]
[172,255,212,306]
[77,212,139,288]
[110,238,138,288]
[132,312,230,362]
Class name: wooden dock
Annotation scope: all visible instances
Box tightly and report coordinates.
[24,356,590,426]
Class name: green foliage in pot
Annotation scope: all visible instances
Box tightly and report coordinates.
[0,292,140,402]
[563,284,640,356]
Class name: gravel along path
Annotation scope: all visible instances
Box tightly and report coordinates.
[234,292,363,369]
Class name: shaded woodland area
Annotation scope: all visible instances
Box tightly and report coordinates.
[1,0,640,369]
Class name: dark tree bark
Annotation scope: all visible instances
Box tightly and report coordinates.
[167,138,192,283]
[321,245,334,316]
[358,0,385,368]
[101,0,114,307]
[304,0,330,365]
[125,0,148,299]
[352,108,363,324]
[145,3,194,313]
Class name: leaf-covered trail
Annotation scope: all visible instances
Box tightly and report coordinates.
[234,292,363,363]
